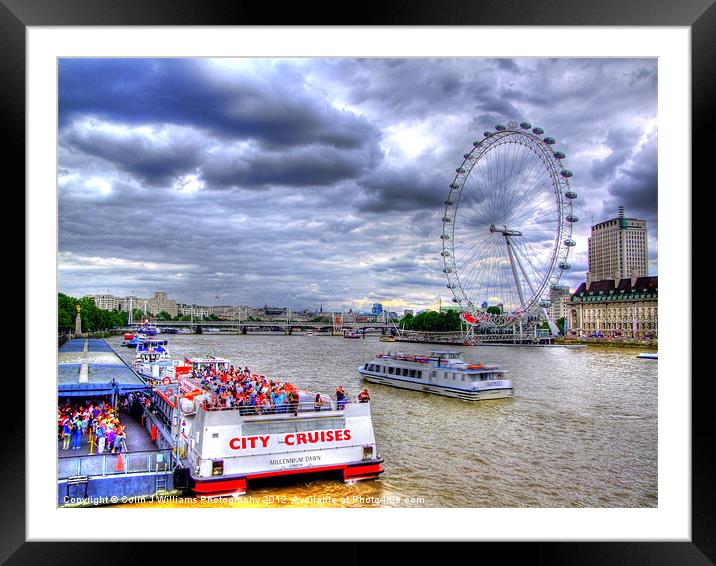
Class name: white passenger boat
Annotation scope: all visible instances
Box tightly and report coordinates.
[164,359,384,496]
[132,340,175,382]
[358,350,513,401]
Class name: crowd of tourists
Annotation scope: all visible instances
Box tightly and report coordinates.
[57,398,127,453]
[189,365,369,413]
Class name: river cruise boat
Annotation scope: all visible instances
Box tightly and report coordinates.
[131,340,174,381]
[159,359,383,496]
[637,352,658,359]
[358,350,513,401]
[344,330,361,339]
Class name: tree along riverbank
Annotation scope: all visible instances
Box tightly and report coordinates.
[555,336,657,349]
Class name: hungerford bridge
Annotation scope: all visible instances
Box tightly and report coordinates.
[142,319,397,335]
[133,319,552,343]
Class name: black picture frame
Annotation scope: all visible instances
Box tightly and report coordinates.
[7,0,707,563]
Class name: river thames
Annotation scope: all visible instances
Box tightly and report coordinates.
[108,333,657,508]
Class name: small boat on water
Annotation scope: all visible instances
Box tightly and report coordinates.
[344,331,362,339]
[359,350,513,401]
[379,335,396,342]
[132,339,174,381]
[637,352,658,359]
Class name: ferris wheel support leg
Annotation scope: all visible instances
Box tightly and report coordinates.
[506,235,560,337]
[504,237,526,307]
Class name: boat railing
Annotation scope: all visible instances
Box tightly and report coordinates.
[58,447,175,480]
[203,399,367,413]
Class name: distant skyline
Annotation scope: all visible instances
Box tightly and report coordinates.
[58,58,658,312]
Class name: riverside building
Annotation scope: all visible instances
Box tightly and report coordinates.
[586,206,649,284]
[547,285,571,324]
[568,276,658,338]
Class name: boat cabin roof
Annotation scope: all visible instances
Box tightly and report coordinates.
[428,351,462,359]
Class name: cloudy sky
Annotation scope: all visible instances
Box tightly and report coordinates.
[58,58,657,312]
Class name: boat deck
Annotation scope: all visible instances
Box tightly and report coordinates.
[58,410,157,458]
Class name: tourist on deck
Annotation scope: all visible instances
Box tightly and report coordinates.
[96,426,106,454]
[113,426,126,453]
[71,417,82,450]
[62,418,72,450]
[336,386,347,410]
[314,394,324,412]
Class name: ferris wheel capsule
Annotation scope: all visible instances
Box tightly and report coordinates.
[473,140,481,147]
[560,169,573,177]
[495,124,506,131]
[566,214,579,223]
[558,261,571,270]
[539,299,551,308]
[484,131,493,137]
[543,137,556,145]
[532,127,544,135]
[520,121,532,129]
[553,151,566,159]
[450,183,461,189]
[565,190,577,199]
[564,238,576,247]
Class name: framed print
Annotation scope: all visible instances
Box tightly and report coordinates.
[8,0,710,563]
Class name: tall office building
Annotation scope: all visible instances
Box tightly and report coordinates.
[547,284,571,323]
[587,206,648,284]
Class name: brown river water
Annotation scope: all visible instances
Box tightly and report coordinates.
[107,333,657,508]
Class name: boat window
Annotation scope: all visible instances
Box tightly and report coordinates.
[402,368,409,377]
[409,369,416,378]
[364,364,368,370]
[417,371,422,379]
[432,371,437,378]
[461,376,466,381]
[388,367,394,374]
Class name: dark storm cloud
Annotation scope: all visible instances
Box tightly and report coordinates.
[606,131,658,228]
[58,57,658,309]
[202,142,383,189]
[61,122,206,185]
[355,166,446,213]
[59,59,379,150]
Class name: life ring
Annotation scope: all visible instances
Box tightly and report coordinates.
[162,376,171,385]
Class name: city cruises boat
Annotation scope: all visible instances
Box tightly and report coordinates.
[344,331,361,339]
[358,350,513,401]
[163,360,384,496]
[637,352,658,359]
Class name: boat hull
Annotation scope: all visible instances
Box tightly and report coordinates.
[359,370,513,401]
[185,457,385,496]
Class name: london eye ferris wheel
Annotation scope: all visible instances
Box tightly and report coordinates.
[441,121,578,330]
